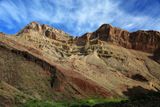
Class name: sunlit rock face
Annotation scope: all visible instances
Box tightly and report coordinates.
[18,21,71,42]
[76,24,160,53]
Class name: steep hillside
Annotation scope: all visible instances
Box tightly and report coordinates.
[0,22,160,107]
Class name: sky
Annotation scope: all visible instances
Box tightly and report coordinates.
[0,0,160,36]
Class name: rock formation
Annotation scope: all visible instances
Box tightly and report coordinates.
[76,24,160,53]
[0,22,160,106]
[18,21,71,42]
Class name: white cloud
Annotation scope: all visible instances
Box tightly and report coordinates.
[0,0,159,35]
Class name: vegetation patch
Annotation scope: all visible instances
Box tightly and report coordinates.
[20,91,160,107]
[20,98,127,107]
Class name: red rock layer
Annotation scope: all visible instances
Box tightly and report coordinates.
[76,24,160,53]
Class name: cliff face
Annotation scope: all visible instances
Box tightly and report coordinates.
[1,22,160,106]
[130,30,160,52]
[76,24,160,53]
[92,24,131,48]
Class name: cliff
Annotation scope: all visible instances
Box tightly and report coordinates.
[76,24,160,53]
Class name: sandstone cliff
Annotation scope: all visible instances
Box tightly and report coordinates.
[76,24,160,53]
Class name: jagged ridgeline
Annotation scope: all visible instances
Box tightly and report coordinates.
[0,22,160,107]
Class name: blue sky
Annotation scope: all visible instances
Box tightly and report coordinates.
[0,0,160,36]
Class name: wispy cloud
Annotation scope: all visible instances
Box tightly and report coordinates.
[0,0,159,36]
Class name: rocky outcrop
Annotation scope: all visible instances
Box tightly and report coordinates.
[45,29,56,39]
[75,33,91,46]
[92,24,131,48]
[18,22,70,42]
[130,30,160,52]
[76,24,160,53]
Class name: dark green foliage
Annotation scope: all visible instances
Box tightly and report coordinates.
[21,98,127,107]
